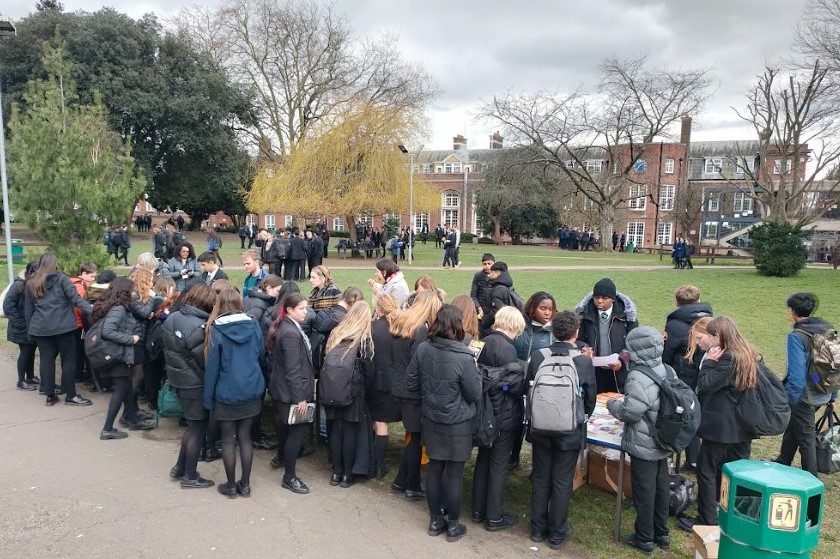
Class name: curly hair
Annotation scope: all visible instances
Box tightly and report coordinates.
[129,268,154,303]
[91,277,135,323]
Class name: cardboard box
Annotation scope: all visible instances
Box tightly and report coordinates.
[692,525,719,559]
[586,446,632,498]
[573,448,588,491]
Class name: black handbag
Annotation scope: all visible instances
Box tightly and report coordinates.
[815,408,840,475]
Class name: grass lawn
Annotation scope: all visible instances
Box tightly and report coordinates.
[4,230,838,558]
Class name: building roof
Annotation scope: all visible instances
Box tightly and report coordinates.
[414,148,502,165]
[689,140,761,158]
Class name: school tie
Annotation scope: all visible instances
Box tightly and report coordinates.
[601,312,609,323]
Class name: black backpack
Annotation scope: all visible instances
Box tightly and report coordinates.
[732,362,790,438]
[507,288,525,312]
[635,364,701,453]
[319,343,359,407]
[84,319,129,370]
[669,473,697,516]
[473,365,502,448]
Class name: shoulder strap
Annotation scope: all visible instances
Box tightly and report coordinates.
[633,363,663,388]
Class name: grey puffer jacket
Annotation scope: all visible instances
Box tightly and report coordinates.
[607,326,670,461]
[406,337,482,425]
[24,273,92,337]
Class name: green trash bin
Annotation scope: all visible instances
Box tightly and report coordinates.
[719,459,824,559]
[11,238,24,263]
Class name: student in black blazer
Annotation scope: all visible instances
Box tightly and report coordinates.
[198,251,229,285]
[267,293,315,494]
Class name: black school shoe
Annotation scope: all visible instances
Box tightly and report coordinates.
[445,522,466,543]
[100,429,128,440]
[620,534,654,554]
[282,476,310,495]
[16,380,37,391]
[485,513,518,532]
[428,515,446,537]
[181,476,214,489]
[217,482,238,498]
[45,395,60,406]
[655,534,671,550]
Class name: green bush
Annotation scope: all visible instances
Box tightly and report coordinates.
[749,221,810,277]
[52,243,114,276]
[329,230,350,238]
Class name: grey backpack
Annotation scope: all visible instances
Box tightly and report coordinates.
[527,348,584,435]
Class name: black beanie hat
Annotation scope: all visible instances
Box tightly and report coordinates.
[593,278,616,299]
[481,253,495,262]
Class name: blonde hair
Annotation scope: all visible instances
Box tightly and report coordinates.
[493,306,527,337]
[390,290,442,339]
[375,294,399,322]
[129,268,153,303]
[706,316,760,391]
[326,300,374,359]
[310,265,333,286]
[135,252,159,273]
[242,249,260,262]
[451,294,479,340]
[684,316,712,364]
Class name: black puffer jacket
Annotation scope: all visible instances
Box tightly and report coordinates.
[662,302,713,388]
[390,324,428,401]
[480,272,515,332]
[269,317,316,404]
[289,235,306,260]
[406,337,482,425]
[478,331,525,431]
[244,290,275,333]
[370,317,395,392]
[4,279,31,344]
[129,295,158,340]
[24,273,93,337]
[100,305,138,366]
[696,352,753,444]
[470,270,493,315]
[162,305,208,394]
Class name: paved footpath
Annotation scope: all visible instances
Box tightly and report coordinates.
[0,352,586,559]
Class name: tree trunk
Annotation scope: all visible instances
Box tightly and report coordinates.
[598,206,616,253]
[345,214,357,242]
[493,217,502,245]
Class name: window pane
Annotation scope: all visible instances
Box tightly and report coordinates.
[660,185,675,211]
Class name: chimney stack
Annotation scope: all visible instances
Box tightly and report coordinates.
[490,131,503,149]
[453,134,467,151]
[680,115,692,145]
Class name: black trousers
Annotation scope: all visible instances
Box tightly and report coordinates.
[777,400,818,476]
[531,444,579,540]
[34,331,78,398]
[696,439,752,525]
[630,456,670,543]
[472,429,516,520]
[15,342,37,383]
[74,328,91,381]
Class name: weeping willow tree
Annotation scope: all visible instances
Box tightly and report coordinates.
[247,103,437,240]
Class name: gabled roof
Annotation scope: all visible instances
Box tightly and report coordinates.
[689,140,761,158]
[414,148,504,165]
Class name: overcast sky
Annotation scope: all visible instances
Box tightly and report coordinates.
[4,0,811,150]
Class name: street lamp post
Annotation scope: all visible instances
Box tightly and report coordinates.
[0,17,17,286]
[398,143,423,265]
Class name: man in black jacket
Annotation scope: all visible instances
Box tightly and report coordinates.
[527,311,596,549]
[305,230,324,272]
[435,224,445,248]
[288,228,307,281]
[198,252,229,285]
[662,284,712,469]
[479,262,516,337]
[470,253,495,320]
[575,278,639,393]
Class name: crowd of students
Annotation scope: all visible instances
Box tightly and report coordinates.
[4,243,832,552]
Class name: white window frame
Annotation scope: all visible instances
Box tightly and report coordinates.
[442,209,459,228]
[284,215,294,228]
[773,159,792,175]
[245,213,257,227]
[705,158,723,175]
[264,214,276,230]
[356,214,373,227]
[659,185,675,211]
[628,184,647,210]
[706,193,720,212]
[665,158,675,174]
[586,160,603,173]
[626,222,645,248]
[733,192,754,213]
[657,222,674,245]
[332,217,344,231]
[443,191,460,208]
[413,212,429,233]
[444,162,462,173]
[702,221,719,239]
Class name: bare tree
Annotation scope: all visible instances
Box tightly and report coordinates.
[728,61,840,224]
[170,0,438,161]
[480,56,712,250]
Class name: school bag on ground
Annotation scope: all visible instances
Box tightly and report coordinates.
[319,344,358,407]
[731,362,790,438]
[815,409,840,475]
[794,328,840,394]
[156,380,183,426]
[669,473,698,516]
[527,348,584,435]
[83,319,129,370]
[634,364,701,453]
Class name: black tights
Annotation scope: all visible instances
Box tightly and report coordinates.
[278,423,307,481]
[394,431,423,491]
[328,418,357,477]
[103,377,134,431]
[219,417,255,486]
[175,418,208,479]
[122,363,144,421]
[426,460,465,521]
[16,343,37,383]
